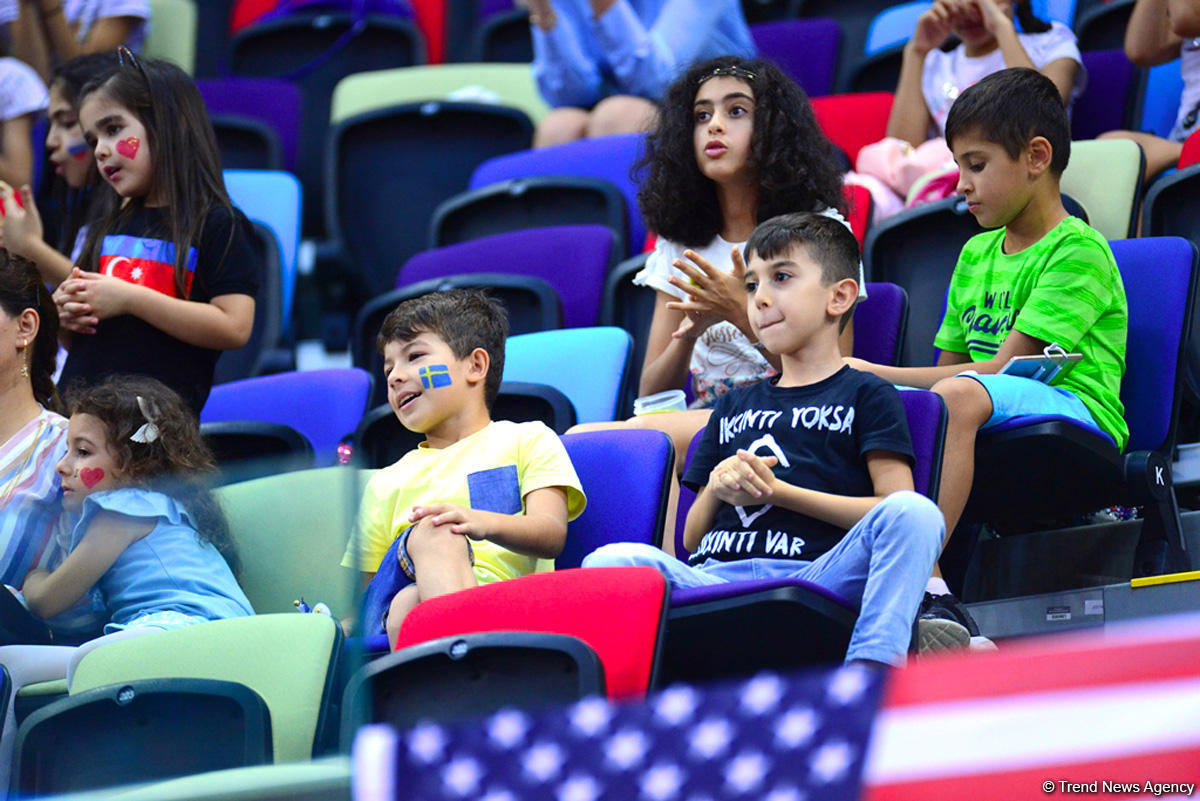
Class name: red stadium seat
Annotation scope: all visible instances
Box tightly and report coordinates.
[811,92,895,171]
[1179,128,1200,170]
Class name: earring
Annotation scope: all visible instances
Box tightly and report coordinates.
[19,365,29,379]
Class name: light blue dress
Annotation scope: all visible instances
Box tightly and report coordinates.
[531,0,756,108]
[71,489,254,633]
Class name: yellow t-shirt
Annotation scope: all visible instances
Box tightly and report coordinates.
[341,420,587,583]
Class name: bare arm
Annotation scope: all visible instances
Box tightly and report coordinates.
[886,0,953,146]
[1126,0,1183,66]
[978,0,1078,101]
[640,291,699,395]
[12,1,54,80]
[0,183,74,285]
[410,486,570,560]
[1169,0,1200,36]
[22,511,153,619]
[850,328,1046,388]
[0,116,35,188]
[682,482,722,552]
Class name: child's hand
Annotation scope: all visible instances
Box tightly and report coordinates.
[970,0,1014,36]
[665,248,751,339]
[53,268,99,334]
[409,504,490,540]
[707,449,779,506]
[59,270,133,321]
[909,0,957,54]
[0,182,43,258]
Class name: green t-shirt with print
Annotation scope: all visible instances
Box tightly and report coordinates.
[933,216,1128,450]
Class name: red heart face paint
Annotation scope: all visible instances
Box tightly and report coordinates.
[79,467,106,489]
[116,137,140,160]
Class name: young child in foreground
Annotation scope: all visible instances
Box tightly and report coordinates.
[585,213,948,666]
[342,290,586,648]
[850,67,1128,641]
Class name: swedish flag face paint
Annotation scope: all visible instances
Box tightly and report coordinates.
[419,364,452,389]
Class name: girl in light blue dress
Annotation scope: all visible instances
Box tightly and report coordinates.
[21,374,252,632]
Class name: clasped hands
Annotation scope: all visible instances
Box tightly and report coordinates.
[706,449,781,506]
[53,267,133,335]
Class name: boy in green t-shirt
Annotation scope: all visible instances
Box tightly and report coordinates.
[850,68,1128,645]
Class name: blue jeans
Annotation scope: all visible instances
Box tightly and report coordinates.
[582,491,943,666]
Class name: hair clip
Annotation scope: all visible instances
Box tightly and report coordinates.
[130,395,160,444]
[116,45,146,75]
[698,65,757,85]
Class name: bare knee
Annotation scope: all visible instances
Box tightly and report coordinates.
[534,107,590,148]
[932,375,993,426]
[405,517,470,567]
[586,95,657,138]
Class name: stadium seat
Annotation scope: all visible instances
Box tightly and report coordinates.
[469,134,648,258]
[217,466,367,615]
[430,176,628,255]
[329,63,549,126]
[663,389,949,682]
[1179,128,1200,169]
[795,0,896,92]
[327,102,534,296]
[504,327,634,423]
[842,182,873,246]
[1061,138,1144,239]
[209,115,282,170]
[213,220,288,384]
[750,18,841,98]
[854,282,909,367]
[16,615,343,782]
[144,0,198,74]
[198,79,301,172]
[599,252,655,383]
[201,420,315,483]
[398,225,616,329]
[230,13,425,234]
[558,429,675,569]
[470,7,533,62]
[1134,59,1185,140]
[353,274,564,407]
[847,2,929,93]
[390,566,669,699]
[1072,50,1139,141]
[14,679,271,795]
[351,382,577,468]
[1073,0,1135,52]
[741,0,803,24]
[201,368,374,466]
[810,92,894,169]
[224,169,303,336]
[960,237,1199,583]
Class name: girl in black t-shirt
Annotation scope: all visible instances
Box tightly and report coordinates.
[51,50,258,414]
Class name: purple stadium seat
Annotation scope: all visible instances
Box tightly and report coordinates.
[396,225,616,328]
[1071,50,1137,141]
[852,281,908,367]
[750,18,841,98]
[200,368,374,466]
[470,134,647,258]
[661,389,948,679]
[197,78,301,172]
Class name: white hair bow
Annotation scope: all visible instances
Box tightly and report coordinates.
[130,395,160,444]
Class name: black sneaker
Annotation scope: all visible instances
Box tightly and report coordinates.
[915,592,973,653]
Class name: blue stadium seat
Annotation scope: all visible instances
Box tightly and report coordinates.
[504,328,634,424]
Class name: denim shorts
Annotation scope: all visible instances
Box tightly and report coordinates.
[962,373,1104,439]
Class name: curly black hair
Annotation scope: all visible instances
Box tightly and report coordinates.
[635,56,845,248]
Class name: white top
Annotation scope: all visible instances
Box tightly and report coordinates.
[0,57,48,121]
[922,21,1085,134]
[634,207,864,408]
[1171,38,1200,142]
[0,0,150,49]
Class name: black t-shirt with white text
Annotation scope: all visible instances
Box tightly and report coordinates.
[682,367,914,565]
[59,204,260,414]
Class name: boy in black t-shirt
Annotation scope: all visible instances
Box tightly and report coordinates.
[584,213,959,665]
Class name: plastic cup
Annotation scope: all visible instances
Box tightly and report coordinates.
[633,389,687,415]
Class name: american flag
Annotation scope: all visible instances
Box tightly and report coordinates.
[353,613,1200,801]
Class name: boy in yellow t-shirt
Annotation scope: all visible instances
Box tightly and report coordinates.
[342,290,586,647]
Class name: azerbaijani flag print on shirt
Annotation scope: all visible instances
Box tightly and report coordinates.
[98,235,197,298]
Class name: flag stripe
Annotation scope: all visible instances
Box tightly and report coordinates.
[866,677,1200,784]
[866,745,1200,801]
